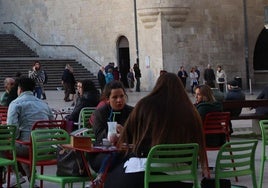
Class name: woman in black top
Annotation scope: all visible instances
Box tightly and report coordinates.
[65,79,99,130]
[88,80,133,175]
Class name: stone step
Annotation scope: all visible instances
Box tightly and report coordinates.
[0,59,99,91]
[0,34,99,91]
[0,34,38,57]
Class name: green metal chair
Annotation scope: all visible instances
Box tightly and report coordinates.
[0,125,21,188]
[259,120,268,188]
[77,107,96,129]
[75,107,96,142]
[30,128,88,188]
[214,140,258,188]
[144,143,199,188]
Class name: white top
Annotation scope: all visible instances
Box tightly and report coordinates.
[124,157,147,173]
[216,70,226,84]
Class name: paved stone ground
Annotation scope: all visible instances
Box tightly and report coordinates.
[2,88,267,188]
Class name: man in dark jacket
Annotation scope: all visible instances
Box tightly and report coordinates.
[98,66,106,92]
[225,80,245,116]
[133,63,141,92]
[203,64,216,87]
[225,80,245,134]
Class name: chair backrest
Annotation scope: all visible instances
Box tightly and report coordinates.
[0,125,16,158]
[77,107,96,129]
[32,119,67,130]
[258,120,268,188]
[15,120,68,164]
[31,129,70,166]
[214,140,258,188]
[144,143,199,188]
[260,120,268,152]
[203,111,230,135]
[203,112,231,149]
[0,106,8,124]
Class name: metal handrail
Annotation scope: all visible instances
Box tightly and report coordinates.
[3,21,101,66]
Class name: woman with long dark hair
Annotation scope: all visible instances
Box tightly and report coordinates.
[104,73,206,188]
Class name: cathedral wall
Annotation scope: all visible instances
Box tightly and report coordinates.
[0,0,267,90]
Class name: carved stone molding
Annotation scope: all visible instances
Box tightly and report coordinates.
[138,7,190,29]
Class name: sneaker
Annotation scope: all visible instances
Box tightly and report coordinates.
[3,173,26,188]
[85,174,103,188]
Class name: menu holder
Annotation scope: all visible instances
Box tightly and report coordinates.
[70,128,92,148]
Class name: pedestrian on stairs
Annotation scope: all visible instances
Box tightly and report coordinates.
[61,64,76,102]
[28,61,45,99]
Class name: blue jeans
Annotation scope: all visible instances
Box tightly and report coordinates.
[34,86,42,99]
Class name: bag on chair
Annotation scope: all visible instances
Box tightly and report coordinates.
[56,145,87,176]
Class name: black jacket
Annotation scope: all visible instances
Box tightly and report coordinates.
[67,91,99,122]
[93,104,133,144]
[225,88,245,116]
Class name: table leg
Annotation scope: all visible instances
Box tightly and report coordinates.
[79,151,94,182]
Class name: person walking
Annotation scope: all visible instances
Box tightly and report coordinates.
[28,61,45,99]
[133,63,141,92]
[189,67,199,94]
[203,64,216,87]
[113,66,120,81]
[127,68,135,92]
[98,66,106,92]
[216,65,226,92]
[177,66,188,88]
[61,64,76,102]
[195,65,200,83]
[104,68,114,84]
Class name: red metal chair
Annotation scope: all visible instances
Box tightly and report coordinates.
[202,112,231,178]
[0,106,8,124]
[7,120,68,188]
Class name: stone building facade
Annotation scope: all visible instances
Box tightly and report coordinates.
[0,0,267,91]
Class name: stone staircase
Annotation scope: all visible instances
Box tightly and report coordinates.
[0,34,38,57]
[0,34,99,91]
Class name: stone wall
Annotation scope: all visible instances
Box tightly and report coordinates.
[0,0,267,91]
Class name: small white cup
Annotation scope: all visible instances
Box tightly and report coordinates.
[102,138,111,146]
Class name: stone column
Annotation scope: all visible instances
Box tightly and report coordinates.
[136,0,192,90]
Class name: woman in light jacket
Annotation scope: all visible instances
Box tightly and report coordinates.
[216,65,226,93]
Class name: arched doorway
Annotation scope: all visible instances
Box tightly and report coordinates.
[253,28,268,70]
[117,36,130,88]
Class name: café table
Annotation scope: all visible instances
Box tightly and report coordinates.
[51,108,73,120]
[61,144,120,187]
